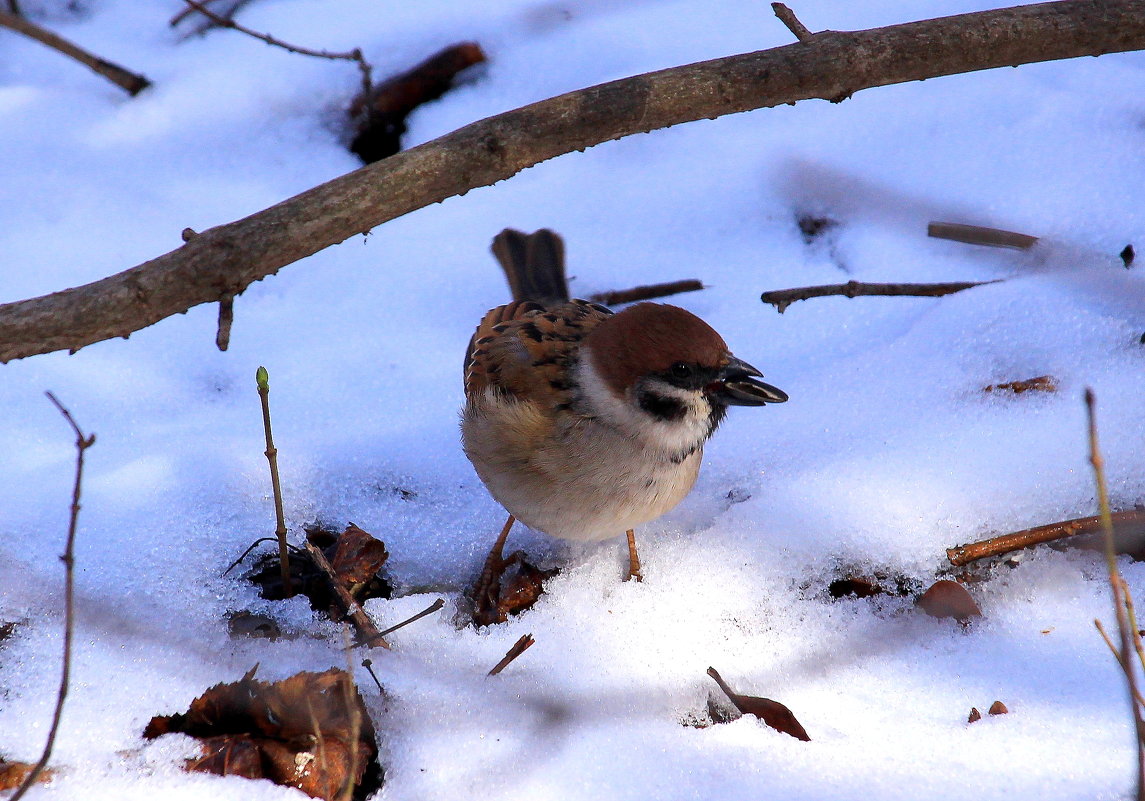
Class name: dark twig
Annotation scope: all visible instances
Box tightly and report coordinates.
[6,0,21,15]
[1087,388,1145,799]
[588,279,704,307]
[0,11,151,95]
[771,3,814,43]
[256,367,292,597]
[488,634,535,676]
[11,395,95,801]
[304,541,390,649]
[378,598,445,638]
[928,221,1039,250]
[360,658,384,693]
[946,509,1145,566]
[221,536,304,576]
[762,279,999,313]
[215,293,234,351]
[3,1,1145,362]
[180,0,372,95]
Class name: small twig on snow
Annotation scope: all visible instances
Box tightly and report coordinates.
[1086,388,1145,799]
[947,508,1145,566]
[761,279,999,313]
[360,658,384,693]
[179,0,372,95]
[0,10,151,95]
[771,3,814,43]
[928,222,1039,250]
[588,279,704,307]
[304,540,390,649]
[256,366,292,597]
[10,394,95,801]
[378,598,444,638]
[488,633,535,676]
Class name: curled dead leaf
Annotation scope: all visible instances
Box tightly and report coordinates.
[144,667,382,801]
[0,759,52,790]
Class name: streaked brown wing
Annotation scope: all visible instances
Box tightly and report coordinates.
[464,300,613,406]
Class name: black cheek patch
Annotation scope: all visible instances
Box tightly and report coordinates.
[638,390,687,422]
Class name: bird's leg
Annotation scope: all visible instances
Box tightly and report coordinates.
[625,529,643,582]
[471,514,516,625]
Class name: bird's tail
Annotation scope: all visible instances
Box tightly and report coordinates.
[490,228,570,305]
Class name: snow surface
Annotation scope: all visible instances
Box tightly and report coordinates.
[2,0,1145,798]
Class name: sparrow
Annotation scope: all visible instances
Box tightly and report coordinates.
[462,229,786,613]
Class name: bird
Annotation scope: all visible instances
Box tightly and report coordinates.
[461,228,787,615]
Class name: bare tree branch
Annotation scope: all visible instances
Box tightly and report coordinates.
[0,10,151,95]
[2,0,1143,362]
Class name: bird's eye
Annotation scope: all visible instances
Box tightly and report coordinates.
[670,362,692,380]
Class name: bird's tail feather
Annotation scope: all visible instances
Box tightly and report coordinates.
[490,228,570,305]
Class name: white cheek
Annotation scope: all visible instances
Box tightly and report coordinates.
[575,358,712,457]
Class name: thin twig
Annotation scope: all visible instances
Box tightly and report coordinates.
[488,633,535,676]
[0,11,150,95]
[1097,619,1145,709]
[338,626,361,801]
[215,293,234,351]
[771,3,814,43]
[221,536,304,576]
[1086,388,1145,799]
[304,540,390,649]
[256,366,291,597]
[1123,578,1145,679]
[588,279,704,307]
[360,658,384,693]
[180,0,371,95]
[761,279,1000,313]
[11,395,95,801]
[378,598,444,637]
[947,509,1145,566]
[928,221,1039,250]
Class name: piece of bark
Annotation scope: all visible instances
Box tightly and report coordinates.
[927,222,1039,250]
[3,1,1144,363]
[916,580,981,622]
[487,633,535,676]
[350,43,486,163]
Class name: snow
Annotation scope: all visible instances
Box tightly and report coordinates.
[2,0,1145,798]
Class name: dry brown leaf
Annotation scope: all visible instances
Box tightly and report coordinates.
[144,667,381,801]
[0,759,52,790]
[988,700,1009,715]
[968,707,982,723]
[983,375,1057,394]
[706,667,810,742]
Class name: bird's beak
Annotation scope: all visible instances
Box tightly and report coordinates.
[710,356,788,406]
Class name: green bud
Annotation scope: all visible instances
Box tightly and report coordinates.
[256,365,269,391]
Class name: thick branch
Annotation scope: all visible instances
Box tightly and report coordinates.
[0,11,150,95]
[761,279,998,312]
[2,0,1144,362]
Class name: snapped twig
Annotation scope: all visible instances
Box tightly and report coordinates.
[304,540,390,649]
[179,0,371,96]
[10,395,95,801]
[1086,388,1145,800]
[0,11,150,95]
[488,634,535,676]
[761,279,999,313]
[771,3,814,43]
[256,367,292,597]
[947,508,1145,566]
[588,279,704,306]
[216,293,234,351]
